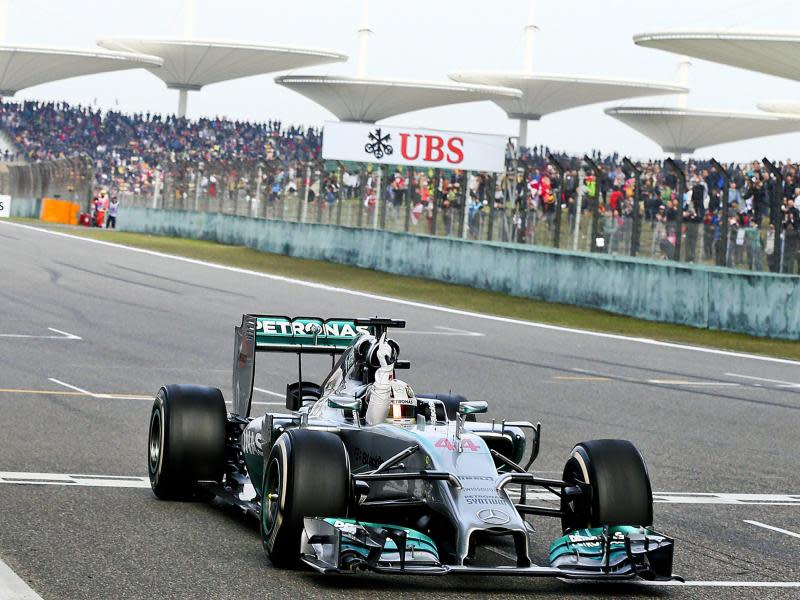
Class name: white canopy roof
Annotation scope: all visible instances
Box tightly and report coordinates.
[605,106,800,154]
[97,38,347,90]
[757,101,800,114]
[634,30,800,82]
[274,75,522,122]
[0,44,162,96]
[447,72,686,119]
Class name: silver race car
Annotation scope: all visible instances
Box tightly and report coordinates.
[147,315,679,581]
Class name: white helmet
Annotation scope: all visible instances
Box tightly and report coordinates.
[385,380,417,426]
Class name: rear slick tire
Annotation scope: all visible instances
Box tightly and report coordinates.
[148,384,226,500]
[560,439,653,533]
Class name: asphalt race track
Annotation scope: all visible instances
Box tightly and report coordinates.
[1,220,798,599]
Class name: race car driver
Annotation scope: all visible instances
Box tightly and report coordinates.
[364,333,418,426]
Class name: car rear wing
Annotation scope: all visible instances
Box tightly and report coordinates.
[232,315,404,417]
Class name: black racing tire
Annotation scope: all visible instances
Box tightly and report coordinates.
[260,429,350,569]
[147,384,227,500]
[560,439,653,533]
[417,393,475,422]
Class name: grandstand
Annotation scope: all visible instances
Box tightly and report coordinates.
[0,0,797,277]
[4,94,799,276]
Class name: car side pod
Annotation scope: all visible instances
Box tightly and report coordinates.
[548,526,683,581]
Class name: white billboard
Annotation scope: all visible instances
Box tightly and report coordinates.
[0,195,9,218]
[322,121,507,172]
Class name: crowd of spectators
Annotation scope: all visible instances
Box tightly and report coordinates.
[0,100,322,196]
[512,145,800,272]
[1,99,798,273]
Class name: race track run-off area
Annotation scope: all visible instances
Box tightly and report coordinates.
[0,221,798,600]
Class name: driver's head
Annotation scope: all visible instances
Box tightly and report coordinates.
[385,380,417,426]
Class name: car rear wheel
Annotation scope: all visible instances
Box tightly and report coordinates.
[560,439,653,533]
[148,384,227,500]
[260,429,350,568]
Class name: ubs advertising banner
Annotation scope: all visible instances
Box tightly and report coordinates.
[322,121,507,172]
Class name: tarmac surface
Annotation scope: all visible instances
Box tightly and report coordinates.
[0,220,798,599]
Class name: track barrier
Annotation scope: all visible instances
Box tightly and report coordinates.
[116,207,800,341]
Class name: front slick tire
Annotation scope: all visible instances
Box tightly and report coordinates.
[148,384,226,500]
[561,439,653,533]
[261,429,350,569]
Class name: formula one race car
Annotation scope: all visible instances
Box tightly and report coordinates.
[147,315,679,581]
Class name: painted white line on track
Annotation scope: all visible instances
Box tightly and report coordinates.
[0,327,81,340]
[94,393,152,400]
[253,386,284,398]
[5,221,799,367]
[726,373,800,388]
[639,580,800,588]
[47,377,93,396]
[0,558,44,600]
[647,380,740,386]
[46,379,152,401]
[744,520,800,539]
[483,546,517,561]
[653,493,800,505]
[225,400,284,407]
[512,489,800,505]
[0,472,150,488]
[401,326,485,337]
[0,472,796,507]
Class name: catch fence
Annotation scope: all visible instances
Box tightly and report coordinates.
[4,153,798,276]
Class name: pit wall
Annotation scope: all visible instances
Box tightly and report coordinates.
[117,207,800,341]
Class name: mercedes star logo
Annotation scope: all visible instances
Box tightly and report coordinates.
[477,508,510,525]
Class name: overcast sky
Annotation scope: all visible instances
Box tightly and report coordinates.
[4,0,800,161]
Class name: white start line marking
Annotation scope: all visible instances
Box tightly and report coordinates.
[0,558,44,600]
[44,378,284,405]
[253,387,284,398]
[638,580,800,588]
[4,220,799,367]
[0,473,796,507]
[744,520,800,540]
[48,378,151,400]
[0,472,150,488]
[0,327,81,340]
[511,489,800,506]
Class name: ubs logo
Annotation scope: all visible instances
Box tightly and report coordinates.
[477,508,510,525]
[364,128,393,159]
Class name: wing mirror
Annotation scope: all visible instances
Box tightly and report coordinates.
[458,400,488,415]
[328,396,362,412]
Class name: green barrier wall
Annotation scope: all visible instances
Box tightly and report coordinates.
[9,197,40,218]
[117,207,800,340]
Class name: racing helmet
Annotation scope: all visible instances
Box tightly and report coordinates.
[385,380,417,426]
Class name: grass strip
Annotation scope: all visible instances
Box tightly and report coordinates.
[16,220,800,360]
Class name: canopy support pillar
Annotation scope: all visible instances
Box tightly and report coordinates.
[177,89,188,118]
[518,119,528,150]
